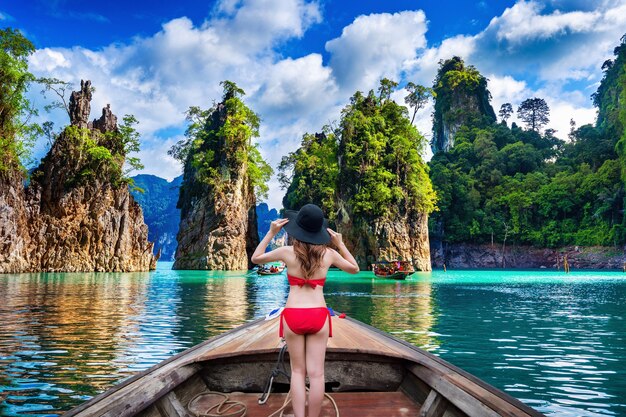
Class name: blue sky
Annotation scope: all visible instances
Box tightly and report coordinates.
[3,1,516,50]
[2,0,625,209]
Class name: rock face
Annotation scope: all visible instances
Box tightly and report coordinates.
[431,241,626,269]
[331,91,434,272]
[336,200,431,271]
[173,100,259,270]
[68,79,92,128]
[0,80,156,273]
[0,169,31,273]
[431,56,496,153]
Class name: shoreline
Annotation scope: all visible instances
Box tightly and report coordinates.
[430,241,626,270]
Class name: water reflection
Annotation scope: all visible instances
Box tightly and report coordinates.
[0,270,154,414]
[324,271,439,350]
[369,277,438,350]
[0,265,625,417]
[247,272,289,318]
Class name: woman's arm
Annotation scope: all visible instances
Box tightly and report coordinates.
[327,228,360,274]
[251,218,289,265]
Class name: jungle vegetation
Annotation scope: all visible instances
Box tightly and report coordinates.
[1,28,144,187]
[428,37,626,247]
[279,79,437,221]
[0,28,40,175]
[169,81,273,200]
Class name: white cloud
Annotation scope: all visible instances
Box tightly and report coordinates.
[253,54,337,119]
[131,136,183,182]
[488,74,528,106]
[26,0,330,210]
[488,74,530,122]
[210,0,322,52]
[29,49,71,72]
[325,10,428,92]
[24,0,625,210]
[406,0,626,87]
[408,34,476,86]
[545,98,596,136]
[474,0,626,81]
[490,1,600,43]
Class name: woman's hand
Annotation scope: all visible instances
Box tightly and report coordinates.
[251,219,289,265]
[270,218,289,235]
[327,228,343,247]
[327,227,359,273]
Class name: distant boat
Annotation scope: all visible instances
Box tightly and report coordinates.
[257,261,285,275]
[62,315,545,417]
[372,260,415,280]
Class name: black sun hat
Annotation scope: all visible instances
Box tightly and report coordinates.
[283,204,330,245]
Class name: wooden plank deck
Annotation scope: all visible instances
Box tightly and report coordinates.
[190,315,544,417]
[64,315,545,417]
[188,391,421,417]
[191,315,417,362]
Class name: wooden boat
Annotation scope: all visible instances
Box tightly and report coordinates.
[373,260,415,280]
[63,314,545,417]
[257,262,285,275]
[257,268,284,276]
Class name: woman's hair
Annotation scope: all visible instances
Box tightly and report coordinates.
[293,239,327,279]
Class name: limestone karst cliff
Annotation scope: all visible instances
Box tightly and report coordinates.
[172,82,270,270]
[335,199,432,271]
[0,168,30,272]
[280,87,436,271]
[0,80,156,273]
[431,56,497,153]
[336,91,435,271]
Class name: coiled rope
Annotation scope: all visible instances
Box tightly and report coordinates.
[189,342,339,417]
[188,391,247,417]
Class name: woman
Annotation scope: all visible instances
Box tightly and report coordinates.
[251,204,359,417]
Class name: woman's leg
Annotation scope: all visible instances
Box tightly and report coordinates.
[283,316,306,417]
[304,316,329,417]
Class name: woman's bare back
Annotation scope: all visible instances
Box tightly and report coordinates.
[282,246,335,308]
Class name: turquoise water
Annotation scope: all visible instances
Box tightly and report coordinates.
[0,262,625,416]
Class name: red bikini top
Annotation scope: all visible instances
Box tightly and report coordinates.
[287,274,326,288]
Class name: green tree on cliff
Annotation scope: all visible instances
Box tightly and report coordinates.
[168,80,272,200]
[601,34,626,240]
[431,56,497,152]
[517,98,550,132]
[278,129,339,219]
[280,79,437,224]
[498,103,513,124]
[377,78,398,103]
[428,37,626,248]
[339,80,436,217]
[0,28,40,175]
[404,82,434,124]
[593,34,626,139]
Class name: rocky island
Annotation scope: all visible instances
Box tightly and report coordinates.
[428,50,626,269]
[280,81,437,271]
[0,80,156,273]
[171,82,272,270]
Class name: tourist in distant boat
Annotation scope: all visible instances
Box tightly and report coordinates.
[251,204,359,417]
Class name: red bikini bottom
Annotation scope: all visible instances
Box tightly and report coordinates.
[279,307,333,338]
